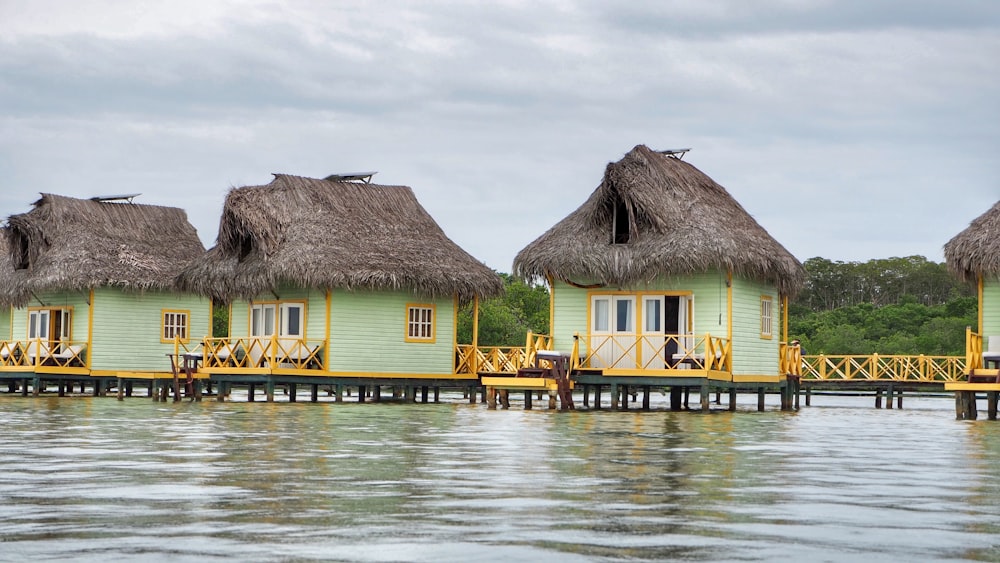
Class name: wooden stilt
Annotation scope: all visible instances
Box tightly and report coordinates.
[248,384,256,402]
[886,385,894,409]
[874,389,883,409]
[683,387,690,409]
[611,384,620,410]
[896,389,903,409]
[311,384,319,402]
[700,384,710,412]
[266,380,275,402]
[967,391,978,420]
[486,386,497,409]
[805,386,811,406]
[757,388,765,411]
[524,390,532,410]
[642,385,651,410]
[335,384,344,402]
[358,385,366,403]
[621,386,629,410]
[117,379,124,401]
[988,391,998,421]
[728,388,737,412]
[126,381,134,397]
[434,387,440,403]
[582,384,590,407]
[594,385,602,409]
[421,386,429,403]
[670,387,682,411]
[548,391,556,410]
[373,385,382,402]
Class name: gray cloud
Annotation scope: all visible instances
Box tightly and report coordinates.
[0,1,997,271]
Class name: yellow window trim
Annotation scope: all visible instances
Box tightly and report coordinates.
[760,295,774,340]
[405,303,436,343]
[26,305,75,341]
[161,309,191,344]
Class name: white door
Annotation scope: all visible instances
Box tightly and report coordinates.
[641,296,666,369]
[590,296,636,369]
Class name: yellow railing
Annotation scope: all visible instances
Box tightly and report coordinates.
[576,333,731,372]
[780,341,802,376]
[966,327,983,371]
[800,354,967,382]
[0,339,87,369]
[194,336,326,371]
[454,332,554,374]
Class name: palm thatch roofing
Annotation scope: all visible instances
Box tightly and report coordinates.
[944,200,1000,284]
[0,228,23,307]
[175,174,503,303]
[513,145,805,295]
[0,194,205,307]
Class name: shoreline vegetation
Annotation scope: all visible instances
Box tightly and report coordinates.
[445,255,975,356]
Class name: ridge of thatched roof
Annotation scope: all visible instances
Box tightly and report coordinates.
[175,174,503,303]
[513,145,805,295]
[0,193,205,306]
[944,200,1000,283]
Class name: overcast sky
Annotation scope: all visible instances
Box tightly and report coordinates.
[1,0,997,272]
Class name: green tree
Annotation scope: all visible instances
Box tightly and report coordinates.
[457,273,550,346]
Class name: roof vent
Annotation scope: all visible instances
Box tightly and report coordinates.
[90,193,141,203]
[658,148,691,159]
[324,172,377,184]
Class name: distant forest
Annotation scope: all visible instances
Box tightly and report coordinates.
[459,256,977,356]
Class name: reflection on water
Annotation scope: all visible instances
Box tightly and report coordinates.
[0,394,998,562]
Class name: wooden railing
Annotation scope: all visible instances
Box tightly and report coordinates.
[966,328,983,371]
[454,332,554,374]
[780,341,802,376]
[192,337,326,371]
[574,333,731,372]
[0,339,87,369]
[800,354,966,382]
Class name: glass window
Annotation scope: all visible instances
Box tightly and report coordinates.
[593,298,609,332]
[760,296,773,338]
[406,305,435,342]
[280,303,304,337]
[162,311,189,342]
[644,298,662,333]
[615,298,634,333]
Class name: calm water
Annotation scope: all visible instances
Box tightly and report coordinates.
[1,392,999,562]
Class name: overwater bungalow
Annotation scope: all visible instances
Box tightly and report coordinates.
[944,201,1000,407]
[509,145,805,410]
[0,194,211,391]
[175,173,503,400]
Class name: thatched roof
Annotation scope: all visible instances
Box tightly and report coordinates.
[513,145,805,295]
[176,174,503,303]
[0,228,24,307]
[944,200,1000,283]
[0,194,205,306]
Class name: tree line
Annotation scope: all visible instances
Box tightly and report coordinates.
[460,256,976,356]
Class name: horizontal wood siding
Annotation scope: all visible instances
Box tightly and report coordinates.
[11,290,90,344]
[1,306,10,340]
[328,290,455,374]
[984,278,1000,337]
[730,278,779,376]
[90,288,211,372]
[551,271,729,355]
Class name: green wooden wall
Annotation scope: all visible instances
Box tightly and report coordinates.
[551,270,780,375]
[90,288,211,372]
[983,277,1000,339]
[730,278,780,376]
[328,289,455,374]
[550,271,729,355]
[228,285,457,375]
[11,288,209,372]
[0,306,10,340]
